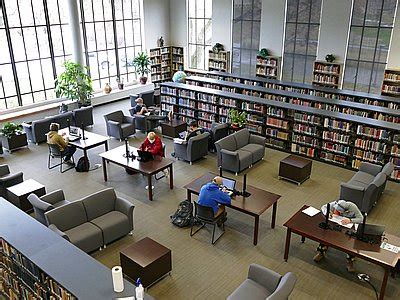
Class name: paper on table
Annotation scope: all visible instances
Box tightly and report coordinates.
[380,242,400,253]
[302,206,320,217]
[330,214,353,229]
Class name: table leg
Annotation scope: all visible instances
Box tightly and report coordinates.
[102,158,108,181]
[148,175,153,201]
[253,216,259,246]
[379,268,389,300]
[83,149,88,160]
[271,202,277,229]
[187,190,192,201]
[301,236,306,243]
[104,141,109,163]
[284,229,291,261]
[169,164,173,189]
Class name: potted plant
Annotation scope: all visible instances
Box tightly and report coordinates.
[132,52,151,84]
[0,122,28,152]
[212,43,225,54]
[228,109,247,129]
[55,61,93,107]
[325,54,336,63]
[116,77,124,90]
[258,48,270,59]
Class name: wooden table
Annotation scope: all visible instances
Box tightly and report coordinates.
[99,146,174,201]
[120,237,172,288]
[284,205,400,300]
[6,179,46,213]
[160,119,187,138]
[279,155,312,185]
[183,172,281,245]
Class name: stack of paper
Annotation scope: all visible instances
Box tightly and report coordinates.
[302,206,320,217]
[329,215,353,229]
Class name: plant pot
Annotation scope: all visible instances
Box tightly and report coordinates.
[0,133,28,152]
[140,77,148,84]
[118,83,124,90]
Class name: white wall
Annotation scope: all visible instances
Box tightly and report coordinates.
[169,0,187,47]
[387,4,400,68]
[143,0,171,49]
[212,0,232,51]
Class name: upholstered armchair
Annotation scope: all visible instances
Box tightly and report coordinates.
[104,110,136,141]
[130,90,155,107]
[173,132,210,164]
[73,106,94,127]
[0,164,23,198]
[128,110,159,132]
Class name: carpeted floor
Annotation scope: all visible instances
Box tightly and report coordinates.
[2,98,399,299]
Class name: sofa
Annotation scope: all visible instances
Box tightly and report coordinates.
[0,164,23,199]
[228,264,297,300]
[45,188,135,253]
[174,132,210,164]
[340,161,394,213]
[104,110,136,141]
[72,106,94,128]
[215,128,266,174]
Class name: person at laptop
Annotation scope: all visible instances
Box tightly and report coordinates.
[47,123,76,165]
[198,176,231,222]
[313,200,363,272]
[132,97,148,115]
[171,121,204,157]
[139,132,163,158]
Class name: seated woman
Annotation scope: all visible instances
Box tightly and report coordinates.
[132,97,148,115]
[47,123,76,164]
[139,131,163,158]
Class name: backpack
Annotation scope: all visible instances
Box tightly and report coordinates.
[75,156,90,172]
[170,199,193,227]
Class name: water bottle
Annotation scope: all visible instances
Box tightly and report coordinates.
[135,278,144,300]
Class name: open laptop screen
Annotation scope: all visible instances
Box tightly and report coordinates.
[221,177,236,190]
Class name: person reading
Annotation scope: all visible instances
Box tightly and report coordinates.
[132,97,148,115]
[139,131,163,158]
[171,121,204,157]
[47,123,76,165]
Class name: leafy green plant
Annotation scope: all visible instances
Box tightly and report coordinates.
[132,52,151,78]
[258,48,270,59]
[228,109,247,128]
[325,54,336,63]
[212,43,225,54]
[55,61,93,106]
[0,122,23,138]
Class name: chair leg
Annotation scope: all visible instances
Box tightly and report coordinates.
[211,223,225,245]
[190,220,205,237]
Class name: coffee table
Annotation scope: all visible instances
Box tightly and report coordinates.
[161,119,187,138]
[99,146,174,201]
[184,172,281,245]
[6,179,46,213]
[120,237,172,288]
[279,155,312,185]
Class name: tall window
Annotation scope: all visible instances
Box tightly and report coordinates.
[188,0,212,70]
[232,0,262,76]
[343,0,397,94]
[282,0,322,83]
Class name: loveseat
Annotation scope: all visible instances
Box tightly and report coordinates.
[45,188,134,253]
[215,128,266,174]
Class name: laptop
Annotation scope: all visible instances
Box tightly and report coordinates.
[221,177,236,196]
[357,223,385,243]
[137,150,154,162]
[69,126,81,137]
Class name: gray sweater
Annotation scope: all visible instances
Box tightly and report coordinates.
[321,201,364,224]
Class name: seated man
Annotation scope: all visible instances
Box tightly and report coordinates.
[47,123,76,164]
[313,200,363,272]
[132,97,148,115]
[171,120,205,156]
[198,176,231,221]
[139,131,163,158]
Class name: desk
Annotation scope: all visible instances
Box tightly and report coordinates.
[184,172,281,245]
[284,205,400,300]
[99,145,174,201]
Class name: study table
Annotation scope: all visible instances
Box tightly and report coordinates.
[183,172,281,245]
[284,205,400,300]
[99,145,174,201]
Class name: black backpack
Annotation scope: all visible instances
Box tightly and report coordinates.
[170,199,193,227]
[75,156,90,172]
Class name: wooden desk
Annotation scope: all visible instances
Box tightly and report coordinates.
[284,205,400,300]
[183,172,281,245]
[99,146,174,201]
[6,179,46,213]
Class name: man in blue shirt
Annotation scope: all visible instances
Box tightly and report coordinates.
[198,176,231,218]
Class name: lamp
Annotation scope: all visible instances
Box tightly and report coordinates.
[357,273,378,300]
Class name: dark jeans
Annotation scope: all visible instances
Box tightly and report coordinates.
[62,145,76,161]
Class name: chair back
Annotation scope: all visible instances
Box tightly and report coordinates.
[140,91,155,107]
[194,202,215,222]
[48,143,62,157]
[267,272,297,300]
[104,110,124,123]
[212,123,230,142]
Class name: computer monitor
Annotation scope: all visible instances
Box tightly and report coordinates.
[221,177,236,190]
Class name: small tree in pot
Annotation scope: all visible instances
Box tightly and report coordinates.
[0,122,28,152]
[228,109,247,129]
[133,52,151,84]
[55,61,93,107]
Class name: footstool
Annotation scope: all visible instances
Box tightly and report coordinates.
[279,155,312,185]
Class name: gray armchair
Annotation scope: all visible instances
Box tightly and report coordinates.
[22,119,52,144]
[130,90,154,107]
[211,122,230,143]
[128,111,159,132]
[104,110,136,141]
[73,106,94,127]
[228,264,297,300]
[174,132,210,164]
[0,164,23,199]
[27,190,70,225]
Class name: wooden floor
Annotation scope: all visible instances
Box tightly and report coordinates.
[2,99,399,300]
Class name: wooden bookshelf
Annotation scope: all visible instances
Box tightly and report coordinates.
[256,55,279,79]
[160,81,400,181]
[312,61,342,88]
[149,46,184,88]
[381,68,400,97]
[208,50,230,72]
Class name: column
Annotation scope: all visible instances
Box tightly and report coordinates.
[66,0,84,65]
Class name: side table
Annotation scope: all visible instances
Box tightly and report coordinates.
[279,155,312,185]
[161,119,187,138]
[6,179,46,212]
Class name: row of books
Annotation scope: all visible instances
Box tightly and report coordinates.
[314,63,340,74]
[382,85,400,94]
[324,118,351,132]
[179,89,196,98]
[151,74,171,81]
[178,108,195,117]
[291,143,316,158]
[322,142,350,155]
[321,152,347,166]
[256,57,278,66]
[161,95,176,104]
[209,62,227,69]
[356,125,390,140]
[353,150,385,164]
[266,117,289,130]
[209,52,228,60]
[172,47,183,55]
[178,98,196,108]
[292,133,319,147]
[322,131,350,144]
[313,74,339,85]
[242,102,264,112]
[266,128,289,140]
[266,137,286,149]
[198,112,215,122]
[294,113,321,125]
[354,138,388,153]
[198,103,217,113]
[384,73,400,81]
[256,67,277,76]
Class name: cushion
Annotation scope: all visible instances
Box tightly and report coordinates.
[217,135,237,152]
[90,211,130,244]
[234,129,250,149]
[82,188,116,221]
[267,272,297,300]
[381,162,394,176]
[350,171,375,185]
[65,222,103,253]
[241,144,265,163]
[45,201,87,231]
[53,200,70,209]
[371,172,386,187]
[237,149,253,171]
[227,279,270,300]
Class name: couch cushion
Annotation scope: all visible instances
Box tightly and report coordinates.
[350,171,375,185]
[227,279,270,300]
[234,129,250,149]
[65,222,103,253]
[237,149,253,171]
[45,201,87,231]
[82,188,116,221]
[241,144,265,163]
[382,162,394,177]
[53,200,70,209]
[217,135,237,152]
[90,211,130,244]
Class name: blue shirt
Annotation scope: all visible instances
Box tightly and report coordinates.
[198,182,231,214]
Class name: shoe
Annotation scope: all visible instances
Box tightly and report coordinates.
[64,159,74,165]
[313,251,325,262]
[346,260,355,273]
[163,169,169,178]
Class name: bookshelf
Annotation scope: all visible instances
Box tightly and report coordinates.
[381,69,400,97]
[256,55,279,79]
[208,50,230,72]
[149,46,184,88]
[160,81,400,181]
[312,61,342,88]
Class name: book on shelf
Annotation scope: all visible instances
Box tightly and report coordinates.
[313,61,342,89]
[255,55,280,79]
[381,69,400,97]
[208,50,230,72]
[291,143,315,157]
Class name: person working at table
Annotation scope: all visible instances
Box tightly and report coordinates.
[139,131,163,158]
[198,176,231,222]
[171,120,204,157]
[313,200,363,272]
[47,122,76,165]
[132,97,148,115]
